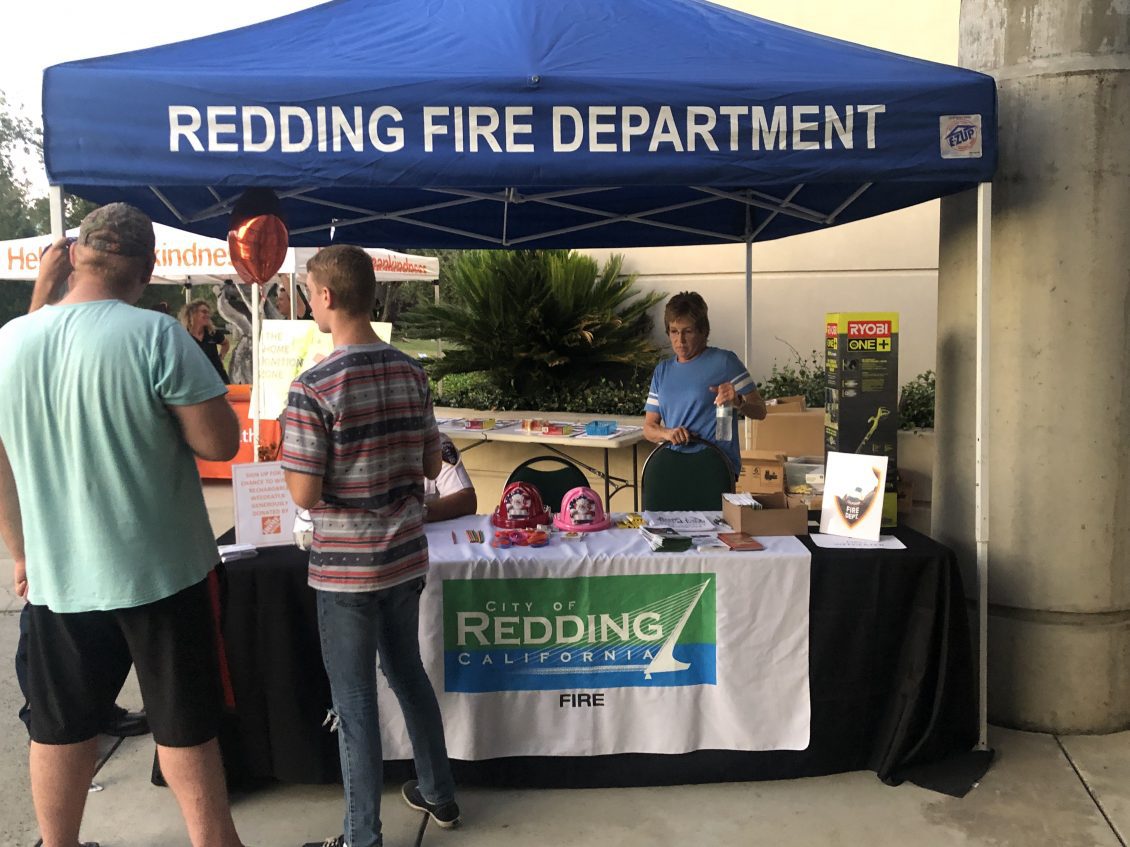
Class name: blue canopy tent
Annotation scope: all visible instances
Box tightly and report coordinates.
[41,0,997,748]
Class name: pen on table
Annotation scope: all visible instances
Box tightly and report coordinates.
[451,530,457,544]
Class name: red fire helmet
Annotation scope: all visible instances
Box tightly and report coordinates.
[491,481,552,530]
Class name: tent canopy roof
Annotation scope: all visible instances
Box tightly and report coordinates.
[43,0,996,248]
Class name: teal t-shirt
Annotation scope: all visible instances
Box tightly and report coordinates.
[0,300,227,612]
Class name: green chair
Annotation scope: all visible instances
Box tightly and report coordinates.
[506,456,590,514]
[640,440,735,511]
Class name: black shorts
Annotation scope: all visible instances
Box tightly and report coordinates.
[27,573,224,747]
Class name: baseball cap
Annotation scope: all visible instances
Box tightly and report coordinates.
[77,203,155,258]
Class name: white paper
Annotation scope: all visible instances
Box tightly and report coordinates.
[819,452,889,541]
[218,543,259,562]
[809,533,906,550]
[232,461,299,547]
[643,511,718,532]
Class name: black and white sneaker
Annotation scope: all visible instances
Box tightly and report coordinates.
[402,780,461,828]
[302,836,346,847]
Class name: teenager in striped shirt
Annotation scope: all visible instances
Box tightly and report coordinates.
[282,245,459,847]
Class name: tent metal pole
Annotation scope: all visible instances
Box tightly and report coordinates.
[252,281,261,462]
[434,279,442,358]
[975,181,992,750]
[49,186,65,238]
[744,238,753,450]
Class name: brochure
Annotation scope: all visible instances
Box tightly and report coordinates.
[717,532,767,552]
[818,452,889,541]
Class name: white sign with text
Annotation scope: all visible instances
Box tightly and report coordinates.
[232,461,299,548]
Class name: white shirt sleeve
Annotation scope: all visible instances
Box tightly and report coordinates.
[425,436,474,501]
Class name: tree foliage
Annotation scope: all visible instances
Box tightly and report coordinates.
[0,91,103,326]
[0,92,42,241]
[400,250,665,401]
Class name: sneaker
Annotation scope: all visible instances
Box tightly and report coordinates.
[302,837,345,847]
[402,780,461,828]
[100,704,150,737]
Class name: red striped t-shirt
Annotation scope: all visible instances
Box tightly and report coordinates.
[281,342,439,592]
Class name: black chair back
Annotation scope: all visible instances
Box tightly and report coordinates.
[640,440,735,511]
[506,456,590,514]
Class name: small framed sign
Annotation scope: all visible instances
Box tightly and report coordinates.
[232,460,299,547]
[819,452,888,541]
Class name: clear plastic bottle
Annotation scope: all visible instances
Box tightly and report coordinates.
[714,402,733,442]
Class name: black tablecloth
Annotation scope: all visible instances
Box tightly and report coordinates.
[211,526,976,790]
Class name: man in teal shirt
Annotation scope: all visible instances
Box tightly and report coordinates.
[0,205,249,847]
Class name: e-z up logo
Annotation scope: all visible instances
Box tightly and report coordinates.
[442,574,716,692]
[940,115,982,159]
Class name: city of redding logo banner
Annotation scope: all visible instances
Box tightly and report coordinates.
[443,574,717,692]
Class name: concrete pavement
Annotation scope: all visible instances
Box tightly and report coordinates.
[2,481,1129,846]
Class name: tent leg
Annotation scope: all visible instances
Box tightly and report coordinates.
[49,186,65,238]
[252,281,261,462]
[435,279,442,359]
[975,181,992,751]
[743,239,753,450]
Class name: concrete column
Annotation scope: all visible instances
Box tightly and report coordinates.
[936,0,1130,732]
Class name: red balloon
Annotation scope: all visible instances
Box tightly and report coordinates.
[228,213,288,285]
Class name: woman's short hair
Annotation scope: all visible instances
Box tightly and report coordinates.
[305,245,376,316]
[664,291,710,337]
[177,299,210,331]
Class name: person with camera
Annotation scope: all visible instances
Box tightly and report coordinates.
[179,299,231,383]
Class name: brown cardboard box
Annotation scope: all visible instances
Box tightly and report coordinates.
[722,494,809,536]
[896,477,914,516]
[736,449,785,495]
[750,408,825,457]
[766,395,806,413]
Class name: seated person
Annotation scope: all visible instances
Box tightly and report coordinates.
[424,435,477,522]
[643,291,767,476]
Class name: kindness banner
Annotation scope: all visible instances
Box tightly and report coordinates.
[375,520,812,759]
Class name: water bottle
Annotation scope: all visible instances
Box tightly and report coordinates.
[714,402,733,442]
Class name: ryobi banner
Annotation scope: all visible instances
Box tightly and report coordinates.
[443,573,716,692]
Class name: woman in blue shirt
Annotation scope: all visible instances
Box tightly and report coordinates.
[643,291,767,475]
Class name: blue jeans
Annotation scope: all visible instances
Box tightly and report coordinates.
[317,579,455,847]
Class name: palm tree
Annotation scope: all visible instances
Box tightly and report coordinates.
[399,250,664,401]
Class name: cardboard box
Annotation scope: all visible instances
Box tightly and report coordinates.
[750,408,825,457]
[824,312,899,466]
[896,477,914,516]
[736,450,786,495]
[722,494,809,536]
[766,395,806,414]
[825,312,899,526]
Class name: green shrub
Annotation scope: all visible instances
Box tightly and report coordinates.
[899,370,936,430]
[759,348,825,408]
[401,250,665,404]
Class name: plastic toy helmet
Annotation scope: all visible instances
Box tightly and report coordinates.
[553,486,611,532]
[492,481,552,529]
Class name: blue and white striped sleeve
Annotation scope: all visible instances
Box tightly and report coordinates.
[644,365,662,414]
[727,352,756,397]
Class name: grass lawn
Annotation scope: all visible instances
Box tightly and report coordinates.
[391,335,451,359]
